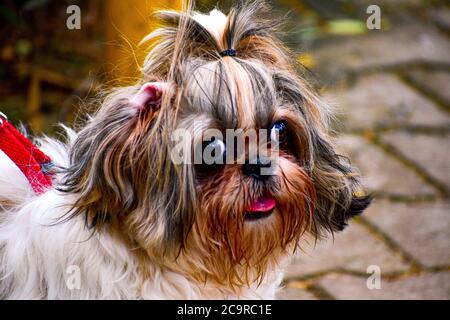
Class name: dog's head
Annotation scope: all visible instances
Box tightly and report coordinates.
[60,1,370,286]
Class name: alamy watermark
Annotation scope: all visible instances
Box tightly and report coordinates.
[66,5,81,30]
[366,265,382,290]
[170,124,281,176]
[65,4,382,31]
[366,5,382,30]
[66,265,81,290]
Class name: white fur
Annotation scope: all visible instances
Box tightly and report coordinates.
[0,130,284,299]
[0,150,33,205]
[193,9,228,43]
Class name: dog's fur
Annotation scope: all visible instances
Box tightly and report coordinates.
[0,1,370,299]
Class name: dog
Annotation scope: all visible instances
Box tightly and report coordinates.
[0,1,370,299]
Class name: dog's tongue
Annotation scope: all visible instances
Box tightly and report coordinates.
[247,197,276,213]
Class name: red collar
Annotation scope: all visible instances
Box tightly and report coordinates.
[0,114,53,194]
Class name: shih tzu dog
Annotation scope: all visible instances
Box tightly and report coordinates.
[0,1,370,299]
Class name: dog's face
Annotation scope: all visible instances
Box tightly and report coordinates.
[61,3,370,286]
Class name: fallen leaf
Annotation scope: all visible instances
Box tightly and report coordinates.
[326,19,367,36]
[298,53,316,68]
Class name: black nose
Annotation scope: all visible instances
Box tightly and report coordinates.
[242,157,272,180]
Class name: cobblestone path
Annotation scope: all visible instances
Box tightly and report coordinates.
[280,0,450,300]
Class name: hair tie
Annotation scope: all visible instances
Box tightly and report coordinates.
[220,49,237,57]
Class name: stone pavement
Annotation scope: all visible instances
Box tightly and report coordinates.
[279,1,450,300]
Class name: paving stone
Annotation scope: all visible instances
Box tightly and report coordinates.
[404,69,450,107]
[284,222,409,279]
[318,272,450,300]
[313,24,450,81]
[429,8,450,33]
[380,132,450,189]
[335,134,435,196]
[365,200,450,267]
[324,73,450,130]
[277,286,317,300]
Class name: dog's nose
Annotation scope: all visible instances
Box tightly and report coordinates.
[242,157,272,180]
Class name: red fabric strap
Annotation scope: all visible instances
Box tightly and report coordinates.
[0,117,53,194]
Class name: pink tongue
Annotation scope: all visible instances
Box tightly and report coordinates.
[247,197,276,213]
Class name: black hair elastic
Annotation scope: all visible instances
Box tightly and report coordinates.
[220,49,237,57]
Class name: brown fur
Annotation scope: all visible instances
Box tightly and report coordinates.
[58,1,371,291]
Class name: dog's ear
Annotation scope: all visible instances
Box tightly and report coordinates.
[130,82,170,111]
[327,191,372,232]
[59,83,173,228]
[311,135,372,234]
[60,81,196,250]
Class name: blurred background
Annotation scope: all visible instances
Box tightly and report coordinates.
[0,0,449,299]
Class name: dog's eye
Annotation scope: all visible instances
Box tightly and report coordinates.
[270,121,288,144]
[203,138,226,165]
[196,138,226,181]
